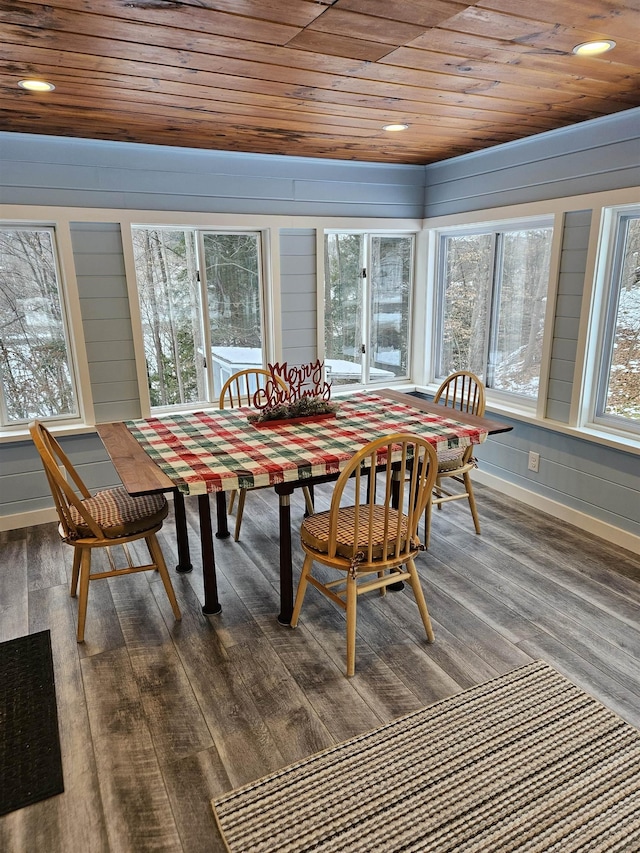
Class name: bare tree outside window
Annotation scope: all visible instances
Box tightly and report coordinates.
[0,227,77,423]
[132,227,263,409]
[438,224,553,399]
[132,228,205,408]
[324,233,364,385]
[204,233,262,350]
[439,233,492,378]
[324,232,413,386]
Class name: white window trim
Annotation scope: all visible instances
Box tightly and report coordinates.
[427,211,560,415]
[577,200,640,438]
[319,227,421,389]
[3,195,636,454]
[122,221,279,418]
[423,187,640,454]
[0,215,94,437]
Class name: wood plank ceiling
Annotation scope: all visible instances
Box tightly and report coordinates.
[1,0,639,164]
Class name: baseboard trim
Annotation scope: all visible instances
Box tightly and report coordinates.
[474,470,640,556]
[0,493,176,533]
[0,507,59,532]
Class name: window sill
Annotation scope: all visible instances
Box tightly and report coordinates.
[0,422,98,444]
[414,385,640,456]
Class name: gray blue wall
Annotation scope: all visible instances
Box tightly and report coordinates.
[0,134,424,525]
[0,133,425,217]
[0,109,638,543]
[422,108,640,543]
[423,109,640,217]
[280,228,318,366]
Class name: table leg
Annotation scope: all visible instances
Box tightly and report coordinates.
[215,491,230,539]
[198,494,222,615]
[275,484,294,625]
[173,491,193,574]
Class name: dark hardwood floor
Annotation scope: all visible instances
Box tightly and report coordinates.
[1,482,639,852]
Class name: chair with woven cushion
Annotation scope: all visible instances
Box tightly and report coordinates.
[30,420,181,642]
[425,370,486,545]
[219,367,314,540]
[290,433,438,676]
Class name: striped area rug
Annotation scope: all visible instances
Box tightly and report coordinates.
[212,660,640,852]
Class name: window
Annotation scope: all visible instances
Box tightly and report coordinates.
[0,226,78,426]
[435,220,553,400]
[594,209,640,431]
[131,227,265,409]
[324,232,413,386]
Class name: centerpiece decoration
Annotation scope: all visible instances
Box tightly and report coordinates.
[247,360,339,427]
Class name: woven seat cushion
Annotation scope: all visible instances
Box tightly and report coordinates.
[437,448,465,472]
[69,487,168,539]
[301,505,410,562]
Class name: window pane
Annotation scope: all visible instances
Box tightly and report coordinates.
[369,236,412,382]
[324,234,364,386]
[439,233,492,378]
[0,227,77,422]
[204,233,262,353]
[204,233,263,397]
[132,228,205,407]
[492,228,552,396]
[601,215,640,422]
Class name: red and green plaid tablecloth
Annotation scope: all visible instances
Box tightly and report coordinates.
[125,392,488,496]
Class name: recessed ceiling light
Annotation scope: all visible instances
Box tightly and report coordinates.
[383,123,409,132]
[18,79,56,92]
[572,40,616,56]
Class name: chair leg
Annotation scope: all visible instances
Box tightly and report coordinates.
[228,490,237,514]
[345,575,358,677]
[424,498,433,547]
[146,533,181,621]
[464,472,481,534]
[70,547,81,597]
[234,489,247,541]
[290,554,313,627]
[406,559,435,643]
[76,548,92,643]
[302,486,315,516]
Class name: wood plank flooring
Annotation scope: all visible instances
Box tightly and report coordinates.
[1,482,639,852]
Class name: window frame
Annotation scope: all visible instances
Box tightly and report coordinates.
[430,214,557,413]
[0,218,92,433]
[584,202,640,438]
[127,223,273,416]
[322,228,417,388]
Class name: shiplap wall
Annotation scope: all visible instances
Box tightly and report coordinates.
[0,132,425,218]
[546,210,592,423]
[423,108,639,543]
[279,229,317,366]
[477,415,638,534]
[424,109,640,217]
[0,135,422,524]
[71,222,142,423]
[0,111,638,543]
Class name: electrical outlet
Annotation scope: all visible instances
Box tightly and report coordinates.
[528,451,540,473]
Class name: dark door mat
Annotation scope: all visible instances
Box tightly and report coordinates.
[0,630,64,816]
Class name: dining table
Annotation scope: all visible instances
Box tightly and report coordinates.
[96,388,512,624]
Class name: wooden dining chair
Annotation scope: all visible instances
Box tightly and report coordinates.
[30,420,181,642]
[425,370,486,545]
[290,433,438,676]
[219,368,314,540]
[218,367,287,411]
